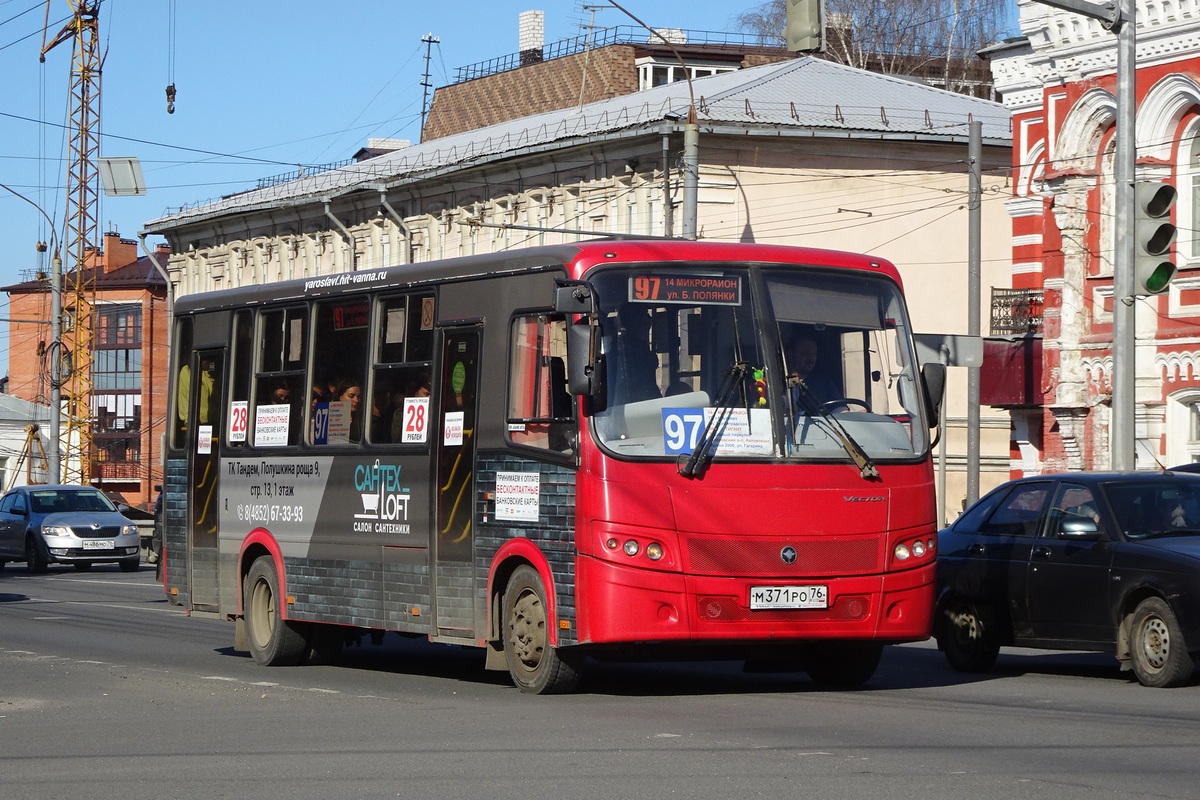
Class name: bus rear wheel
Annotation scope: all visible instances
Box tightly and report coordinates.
[502,565,581,694]
[244,555,308,666]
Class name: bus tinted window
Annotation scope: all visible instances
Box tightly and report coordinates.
[371,294,435,444]
[312,299,369,444]
[508,315,573,453]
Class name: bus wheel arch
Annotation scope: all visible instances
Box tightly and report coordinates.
[241,542,307,666]
[501,563,581,694]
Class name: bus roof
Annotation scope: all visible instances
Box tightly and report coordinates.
[171,239,903,315]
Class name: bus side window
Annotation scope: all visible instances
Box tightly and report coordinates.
[371,293,435,445]
[171,318,194,450]
[312,299,369,445]
[507,315,573,453]
[253,307,306,447]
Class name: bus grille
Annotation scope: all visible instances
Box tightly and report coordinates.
[683,536,880,577]
[696,595,871,623]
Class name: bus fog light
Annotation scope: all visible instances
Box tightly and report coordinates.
[894,543,910,561]
[623,540,640,557]
[911,540,926,558]
[645,542,663,561]
[605,537,620,550]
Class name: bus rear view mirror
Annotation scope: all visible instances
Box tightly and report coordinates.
[566,322,603,397]
[921,362,946,428]
[554,283,596,316]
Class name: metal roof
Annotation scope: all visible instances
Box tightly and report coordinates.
[144,57,1011,233]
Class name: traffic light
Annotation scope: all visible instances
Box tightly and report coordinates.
[785,0,825,53]
[1133,180,1178,295]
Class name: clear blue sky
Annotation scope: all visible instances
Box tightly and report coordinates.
[0,0,1021,374]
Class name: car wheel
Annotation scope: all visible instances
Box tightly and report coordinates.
[938,597,1000,673]
[243,555,309,666]
[804,642,883,687]
[25,534,48,574]
[1130,597,1195,688]
[118,558,140,573]
[73,562,93,572]
[502,565,581,694]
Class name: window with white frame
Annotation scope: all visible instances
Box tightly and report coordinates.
[1181,124,1200,264]
[636,59,737,91]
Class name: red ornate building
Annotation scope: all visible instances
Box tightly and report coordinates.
[985,0,1200,474]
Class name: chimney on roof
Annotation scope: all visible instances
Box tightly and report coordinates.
[519,10,544,67]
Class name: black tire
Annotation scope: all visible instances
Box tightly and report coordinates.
[938,597,1000,673]
[25,535,48,574]
[304,624,345,666]
[1129,597,1194,688]
[502,565,581,694]
[118,558,140,573]
[73,562,93,572]
[243,556,309,666]
[805,642,883,687]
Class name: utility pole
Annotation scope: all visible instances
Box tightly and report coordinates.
[966,120,982,505]
[0,181,64,483]
[419,33,439,142]
[607,1,699,239]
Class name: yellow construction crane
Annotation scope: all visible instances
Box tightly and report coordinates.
[40,0,102,485]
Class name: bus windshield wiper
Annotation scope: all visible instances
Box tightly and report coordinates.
[678,361,747,479]
[792,379,879,481]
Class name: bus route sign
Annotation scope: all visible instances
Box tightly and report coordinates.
[628,274,741,305]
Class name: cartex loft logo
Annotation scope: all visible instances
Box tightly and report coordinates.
[354,460,411,523]
[843,495,885,503]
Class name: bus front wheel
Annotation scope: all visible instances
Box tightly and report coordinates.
[244,556,308,666]
[804,642,883,687]
[502,565,581,694]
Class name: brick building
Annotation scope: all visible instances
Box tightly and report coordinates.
[984,0,1200,474]
[2,231,170,508]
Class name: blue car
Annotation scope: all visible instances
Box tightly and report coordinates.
[935,472,1200,687]
[0,484,141,573]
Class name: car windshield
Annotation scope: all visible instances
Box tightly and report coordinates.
[30,490,118,514]
[1104,481,1200,539]
[588,264,929,462]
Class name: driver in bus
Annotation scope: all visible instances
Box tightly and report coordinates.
[786,332,840,411]
[608,305,660,404]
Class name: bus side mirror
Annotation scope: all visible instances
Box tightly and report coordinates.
[566,322,604,397]
[921,362,946,429]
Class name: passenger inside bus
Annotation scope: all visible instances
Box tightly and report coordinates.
[335,378,364,442]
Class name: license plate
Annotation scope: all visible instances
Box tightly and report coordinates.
[81,539,113,550]
[749,584,828,610]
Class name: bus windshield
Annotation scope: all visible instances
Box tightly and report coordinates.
[590,265,929,462]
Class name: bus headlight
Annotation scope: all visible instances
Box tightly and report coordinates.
[911,539,926,558]
[645,542,664,561]
[623,540,640,557]
[894,543,911,561]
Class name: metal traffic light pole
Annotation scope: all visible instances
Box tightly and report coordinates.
[1034,0,1137,469]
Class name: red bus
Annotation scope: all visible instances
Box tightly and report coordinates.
[162,240,945,693]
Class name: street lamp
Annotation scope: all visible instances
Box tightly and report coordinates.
[0,180,64,484]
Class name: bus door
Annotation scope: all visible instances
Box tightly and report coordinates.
[433,327,481,636]
[185,348,225,613]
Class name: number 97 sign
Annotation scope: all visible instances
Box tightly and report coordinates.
[662,408,705,455]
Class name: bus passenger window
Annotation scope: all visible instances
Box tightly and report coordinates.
[311,299,368,445]
[371,293,435,446]
[507,315,573,453]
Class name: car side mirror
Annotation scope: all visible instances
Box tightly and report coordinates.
[1059,517,1101,540]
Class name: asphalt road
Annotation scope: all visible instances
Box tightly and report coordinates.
[2,563,1199,800]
